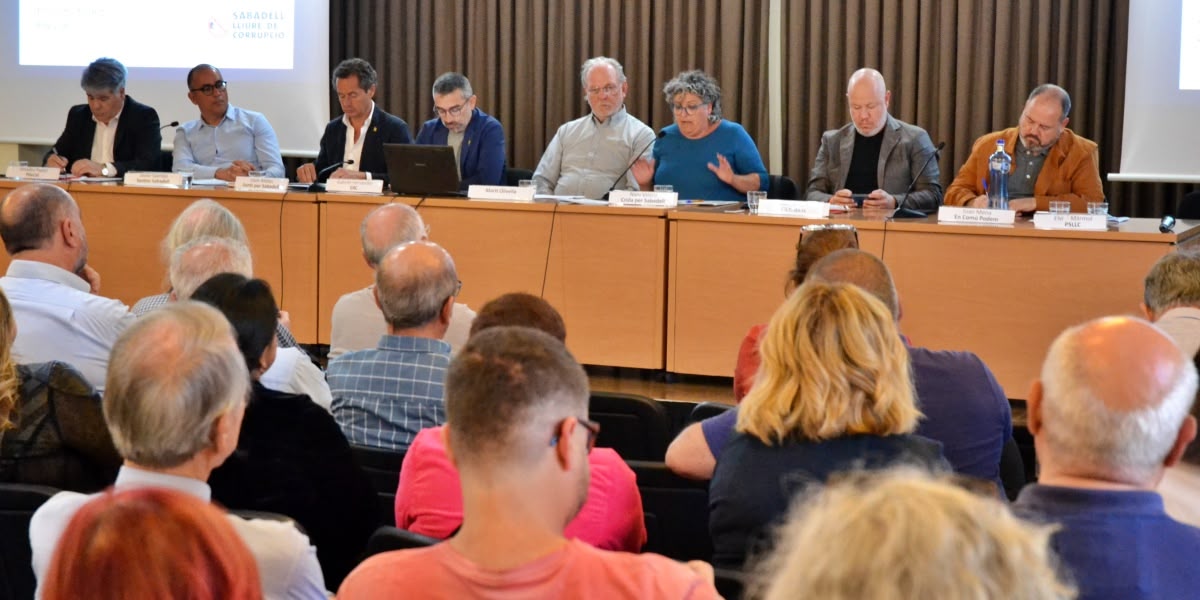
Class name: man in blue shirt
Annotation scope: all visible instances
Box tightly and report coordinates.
[414,72,505,190]
[173,64,285,181]
[1015,316,1200,599]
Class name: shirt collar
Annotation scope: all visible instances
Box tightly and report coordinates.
[5,259,90,293]
[378,334,452,355]
[91,109,123,127]
[115,465,213,502]
[201,104,237,128]
[591,105,628,127]
[342,102,376,130]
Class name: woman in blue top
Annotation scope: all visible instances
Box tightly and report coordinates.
[632,70,768,201]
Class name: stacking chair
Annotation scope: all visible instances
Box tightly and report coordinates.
[589,392,671,461]
[350,444,407,527]
[0,483,59,600]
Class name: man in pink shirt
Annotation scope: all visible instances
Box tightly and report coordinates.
[339,326,717,599]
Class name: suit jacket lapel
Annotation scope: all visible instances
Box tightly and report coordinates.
[877,116,900,186]
[837,126,855,189]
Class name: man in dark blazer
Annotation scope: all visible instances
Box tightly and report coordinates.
[45,58,162,178]
[414,72,506,190]
[297,58,412,185]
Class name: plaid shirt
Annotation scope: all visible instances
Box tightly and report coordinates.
[132,292,300,348]
[327,335,451,451]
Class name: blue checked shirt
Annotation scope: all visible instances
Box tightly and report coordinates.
[327,335,451,451]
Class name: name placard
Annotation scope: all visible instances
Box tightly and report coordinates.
[124,172,183,187]
[325,178,385,194]
[234,176,289,192]
[608,190,678,208]
[758,199,830,218]
[1032,212,1107,231]
[5,166,60,181]
[467,185,536,202]
[937,206,1016,225]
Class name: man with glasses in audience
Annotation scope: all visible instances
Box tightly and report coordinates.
[415,72,505,190]
[533,56,656,199]
[173,64,285,182]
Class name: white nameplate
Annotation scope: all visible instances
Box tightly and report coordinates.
[124,172,182,187]
[758,199,830,218]
[234,176,289,192]
[325,178,384,194]
[1032,212,1107,231]
[937,206,1016,225]
[608,190,678,208]
[5,166,60,180]
[467,185,536,202]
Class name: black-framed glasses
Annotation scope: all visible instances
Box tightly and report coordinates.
[433,101,470,118]
[190,80,228,96]
[550,417,601,453]
[671,102,708,115]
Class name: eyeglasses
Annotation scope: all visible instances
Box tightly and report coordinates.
[671,102,708,115]
[550,417,601,453]
[587,84,620,98]
[452,279,463,296]
[189,80,228,96]
[433,101,470,118]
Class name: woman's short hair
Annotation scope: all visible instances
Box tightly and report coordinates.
[0,289,20,431]
[468,292,566,342]
[747,468,1075,600]
[189,273,279,375]
[663,70,723,121]
[42,487,262,600]
[737,281,919,444]
[161,199,249,264]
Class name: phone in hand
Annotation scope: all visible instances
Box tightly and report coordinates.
[851,193,868,207]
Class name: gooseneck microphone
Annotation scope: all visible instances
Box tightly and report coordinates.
[159,121,180,131]
[890,141,945,219]
[602,130,666,200]
[308,159,356,191]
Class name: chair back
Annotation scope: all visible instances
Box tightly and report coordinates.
[767,174,800,200]
[627,460,712,561]
[688,401,733,424]
[350,444,406,527]
[504,168,534,186]
[588,392,670,461]
[364,525,439,557]
[1177,190,1200,219]
[0,483,59,600]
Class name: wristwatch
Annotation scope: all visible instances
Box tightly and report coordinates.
[101,165,112,177]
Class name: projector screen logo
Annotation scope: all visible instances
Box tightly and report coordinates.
[209,18,228,38]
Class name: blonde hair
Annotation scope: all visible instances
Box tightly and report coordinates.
[737,282,918,444]
[747,468,1076,600]
[0,289,19,431]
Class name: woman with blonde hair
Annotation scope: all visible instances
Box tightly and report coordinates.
[709,281,947,568]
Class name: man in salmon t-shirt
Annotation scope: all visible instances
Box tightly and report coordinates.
[338,327,718,599]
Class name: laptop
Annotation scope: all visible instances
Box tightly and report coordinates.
[383,144,463,196]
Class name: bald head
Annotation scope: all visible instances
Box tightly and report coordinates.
[1036,316,1198,486]
[375,241,458,330]
[806,249,899,320]
[168,236,253,301]
[846,68,890,136]
[0,184,81,257]
[360,203,427,267]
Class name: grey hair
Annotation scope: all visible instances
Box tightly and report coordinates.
[375,242,458,329]
[332,58,377,91]
[1040,321,1198,482]
[432,72,473,98]
[81,58,126,94]
[360,203,427,267]
[169,236,253,301]
[663,70,722,122]
[580,56,627,87]
[1144,251,1200,314]
[1027,84,1072,120]
[161,199,248,264]
[103,301,249,469]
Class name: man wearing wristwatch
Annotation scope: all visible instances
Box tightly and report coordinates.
[44,57,163,178]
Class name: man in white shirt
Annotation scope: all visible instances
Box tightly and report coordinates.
[0,184,134,392]
[329,203,475,359]
[29,302,328,599]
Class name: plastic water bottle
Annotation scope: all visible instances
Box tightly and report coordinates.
[987,140,1011,210]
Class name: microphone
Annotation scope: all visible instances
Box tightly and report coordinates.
[602,130,665,200]
[1160,215,1176,233]
[308,159,355,191]
[890,141,945,219]
[159,121,180,131]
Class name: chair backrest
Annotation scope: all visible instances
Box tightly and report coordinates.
[627,460,712,561]
[688,401,733,424]
[350,444,406,527]
[504,168,534,186]
[0,483,59,600]
[999,435,1028,501]
[588,392,671,461]
[1176,190,1200,219]
[767,175,800,200]
[364,525,439,558]
[714,567,747,600]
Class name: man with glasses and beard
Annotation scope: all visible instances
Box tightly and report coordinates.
[415,72,505,190]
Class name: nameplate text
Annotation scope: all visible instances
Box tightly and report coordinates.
[608,190,678,208]
[937,206,1017,225]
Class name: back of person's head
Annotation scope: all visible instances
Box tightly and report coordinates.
[446,326,588,471]
[737,281,918,444]
[0,289,18,431]
[468,292,566,342]
[1038,316,1197,485]
[786,225,859,291]
[190,273,279,376]
[360,203,426,267]
[1143,251,1200,317]
[375,241,458,330]
[746,468,1075,600]
[42,487,262,600]
[169,236,253,301]
[161,200,248,264]
[0,183,77,256]
[806,249,900,319]
[104,302,249,469]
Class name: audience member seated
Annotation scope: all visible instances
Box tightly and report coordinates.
[394,293,646,552]
[631,70,767,201]
[1015,316,1200,598]
[194,274,378,586]
[1142,250,1200,357]
[173,64,285,181]
[1161,351,1200,528]
[328,241,458,451]
[329,203,475,359]
[708,281,947,569]
[0,289,120,491]
[746,468,1074,600]
[0,184,134,392]
[41,487,263,600]
[338,327,718,599]
[131,198,299,348]
[29,302,327,598]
